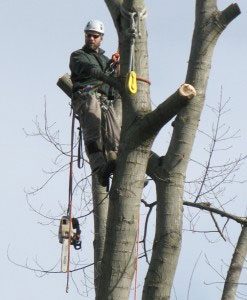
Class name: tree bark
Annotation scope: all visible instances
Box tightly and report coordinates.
[97,1,152,298]
[221,226,247,300]
[92,175,109,294]
[142,1,240,299]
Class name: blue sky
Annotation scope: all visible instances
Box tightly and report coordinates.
[1,1,247,299]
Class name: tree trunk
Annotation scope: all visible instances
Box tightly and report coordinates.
[142,1,240,299]
[221,226,247,300]
[97,1,152,298]
[92,175,109,294]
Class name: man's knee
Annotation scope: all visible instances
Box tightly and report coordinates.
[85,140,103,155]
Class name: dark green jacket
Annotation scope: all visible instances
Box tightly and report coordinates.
[69,46,110,95]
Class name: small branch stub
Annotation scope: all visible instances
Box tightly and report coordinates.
[179,83,197,100]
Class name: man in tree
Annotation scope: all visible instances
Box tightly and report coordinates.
[69,20,120,187]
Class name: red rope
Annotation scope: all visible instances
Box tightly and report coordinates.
[66,112,76,293]
[136,77,151,85]
[121,75,151,86]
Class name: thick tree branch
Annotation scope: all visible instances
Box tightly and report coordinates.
[184,201,247,225]
[140,199,247,226]
[57,73,73,99]
[104,0,122,32]
[219,4,241,27]
[105,0,122,7]
[221,226,247,300]
[136,84,196,142]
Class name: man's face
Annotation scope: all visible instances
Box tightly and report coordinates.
[85,31,103,51]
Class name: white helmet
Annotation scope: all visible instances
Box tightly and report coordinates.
[84,20,105,35]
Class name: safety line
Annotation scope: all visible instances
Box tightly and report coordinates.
[66,112,76,293]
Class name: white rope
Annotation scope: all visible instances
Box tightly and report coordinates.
[120,6,147,72]
[120,5,147,38]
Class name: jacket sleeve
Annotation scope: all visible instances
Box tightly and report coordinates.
[69,51,93,76]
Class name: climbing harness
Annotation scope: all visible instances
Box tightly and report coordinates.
[120,6,148,94]
[72,55,120,174]
[58,112,81,293]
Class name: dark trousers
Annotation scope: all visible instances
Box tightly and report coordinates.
[72,91,120,170]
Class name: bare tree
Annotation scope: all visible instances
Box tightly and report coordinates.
[22,1,247,299]
[86,1,241,299]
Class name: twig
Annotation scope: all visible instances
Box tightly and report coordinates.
[210,212,226,241]
[187,251,202,300]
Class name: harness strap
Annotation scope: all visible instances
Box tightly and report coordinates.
[77,125,84,169]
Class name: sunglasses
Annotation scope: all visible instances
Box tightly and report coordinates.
[86,33,101,39]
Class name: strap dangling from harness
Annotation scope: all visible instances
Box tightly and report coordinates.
[58,112,82,293]
[77,125,84,169]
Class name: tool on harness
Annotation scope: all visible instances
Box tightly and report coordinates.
[105,52,120,76]
[59,216,82,272]
[59,113,81,292]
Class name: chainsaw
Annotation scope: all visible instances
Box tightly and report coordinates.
[58,216,81,272]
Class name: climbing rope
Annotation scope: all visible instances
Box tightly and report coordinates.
[65,112,76,293]
[120,6,148,94]
[120,5,147,39]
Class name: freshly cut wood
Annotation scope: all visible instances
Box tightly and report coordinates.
[57,73,72,99]
[179,83,197,99]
